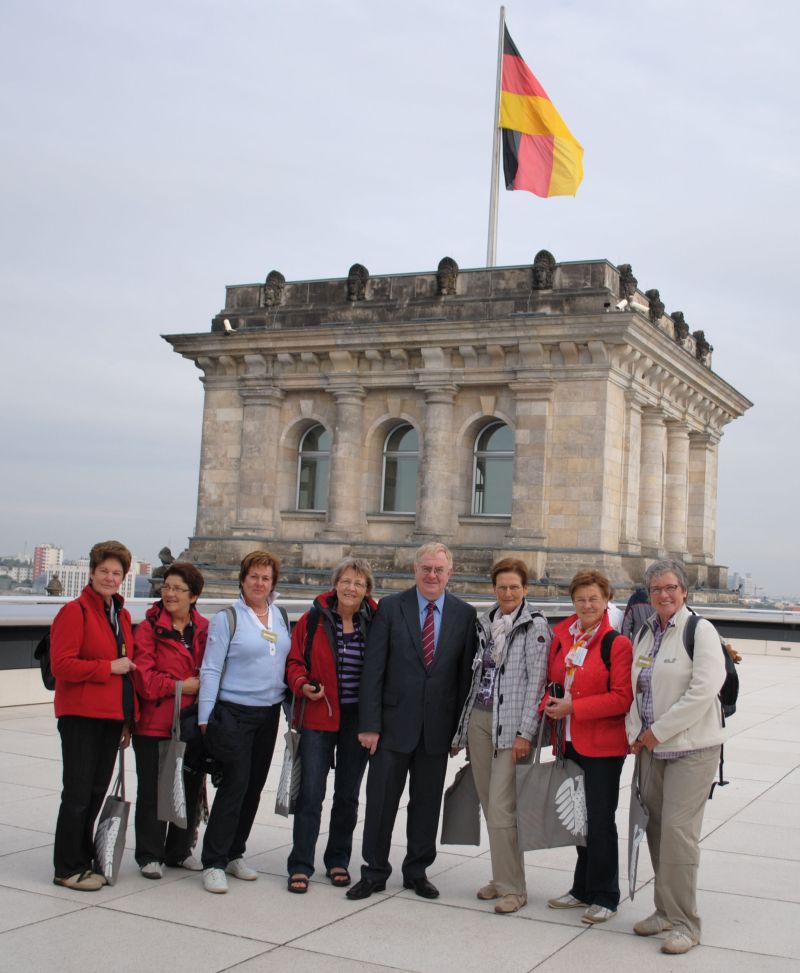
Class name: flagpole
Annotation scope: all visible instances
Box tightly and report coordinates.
[486,5,505,267]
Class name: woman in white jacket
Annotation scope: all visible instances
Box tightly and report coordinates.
[627,559,725,956]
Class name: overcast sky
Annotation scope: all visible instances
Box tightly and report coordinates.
[2,1,798,595]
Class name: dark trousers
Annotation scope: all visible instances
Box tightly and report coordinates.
[360,738,448,883]
[287,705,368,878]
[201,700,280,869]
[565,742,625,910]
[132,734,204,866]
[54,716,123,879]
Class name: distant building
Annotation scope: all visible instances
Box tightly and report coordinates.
[1,564,33,583]
[138,561,152,577]
[33,544,63,582]
[45,558,138,600]
[165,256,752,595]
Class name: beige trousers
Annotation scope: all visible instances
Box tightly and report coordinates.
[641,746,720,941]
[466,708,525,896]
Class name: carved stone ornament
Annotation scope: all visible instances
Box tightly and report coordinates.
[532,249,556,289]
[347,263,369,301]
[645,288,665,324]
[262,270,286,308]
[693,330,713,365]
[437,256,459,296]
[671,310,690,341]
[617,263,638,300]
[149,546,175,597]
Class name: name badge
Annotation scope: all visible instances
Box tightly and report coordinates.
[572,646,588,667]
[262,628,277,655]
[635,654,652,668]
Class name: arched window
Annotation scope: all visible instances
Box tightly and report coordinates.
[382,423,419,513]
[473,421,513,515]
[297,424,331,511]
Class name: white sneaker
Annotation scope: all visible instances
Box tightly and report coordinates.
[548,893,586,909]
[225,857,258,881]
[177,855,203,872]
[582,904,617,924]
[140,861,163,880]
[203,867,228,894]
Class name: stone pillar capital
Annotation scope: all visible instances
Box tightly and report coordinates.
[419,384,459,405]
[641,406,666,426]
[328,385,367,405]
[238,385,285,407]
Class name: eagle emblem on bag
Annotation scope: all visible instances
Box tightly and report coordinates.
[554,776,588,837]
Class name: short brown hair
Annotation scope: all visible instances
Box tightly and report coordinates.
[164,562,205,598]
[89,540,132,575]
[331,557,375,595]
[238,550,280,588]
[490,557,529,587]
[569,569,613,602]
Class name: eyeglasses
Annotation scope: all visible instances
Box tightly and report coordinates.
[649,584,681,596]
[338,578,367,591]
[162,584,191,594]
[574,597,604,607]
[496,585,523,594]
[418,566,448,577]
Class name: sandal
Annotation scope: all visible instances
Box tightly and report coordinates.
[288,874,309,894]
[326,867,351,888]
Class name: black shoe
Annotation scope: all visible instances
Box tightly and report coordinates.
[346,877,386,900]
[403,876,439,899]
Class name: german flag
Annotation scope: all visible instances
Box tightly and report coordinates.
[500,27,583,198]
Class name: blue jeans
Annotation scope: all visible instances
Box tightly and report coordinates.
[287,704,368,878]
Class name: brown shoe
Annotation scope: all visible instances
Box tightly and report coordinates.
[477,883,500,900]
[494,893,527,914]
[53,871,104,892]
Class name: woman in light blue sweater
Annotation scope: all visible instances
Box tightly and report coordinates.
[198,550,291,893]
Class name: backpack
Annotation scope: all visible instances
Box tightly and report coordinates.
[683,609,740,797]
[34,602,87,691]
[683,611,739,719]
[223,602,289,639]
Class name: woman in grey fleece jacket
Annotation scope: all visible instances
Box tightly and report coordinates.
[452,557,551,914]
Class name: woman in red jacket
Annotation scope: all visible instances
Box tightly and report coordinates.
[132,563,209,879]
[285,558,377,893]
[543,569,633,924]
[50,540,138,891]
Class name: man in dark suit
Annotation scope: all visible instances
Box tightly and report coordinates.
[347,543,476,900]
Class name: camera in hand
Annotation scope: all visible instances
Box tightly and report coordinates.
[547,681,565,699]
[308,679,321,692]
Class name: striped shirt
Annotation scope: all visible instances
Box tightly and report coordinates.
[334,615,366,705]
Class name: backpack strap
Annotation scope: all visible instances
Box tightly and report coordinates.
[304,604,321,671]
[224,605,237,640]
[600,630,619,672]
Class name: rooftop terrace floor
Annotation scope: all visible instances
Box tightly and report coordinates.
[1,655,798,972]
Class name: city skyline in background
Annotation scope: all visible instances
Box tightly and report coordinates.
[2,2,798,595]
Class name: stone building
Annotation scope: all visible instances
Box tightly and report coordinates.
[164,255,751,595]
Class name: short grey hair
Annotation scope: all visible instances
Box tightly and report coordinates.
[414,542,454,570]
[331,557,374,596]
[644,559,689,592]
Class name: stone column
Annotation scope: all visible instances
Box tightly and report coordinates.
[323,386,366,536]
[687,431,720,562]
[663,420,690,555]
[235,385,285,534]
[194,358,241,537]
[506,383,552,543]
[619,393,643,552]
[638,407,666,554]
[415,385,458,539]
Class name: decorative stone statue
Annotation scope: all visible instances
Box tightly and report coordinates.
[671,311,690,342]
[347,263,369,301]
[262,270,285,308]
[532,249,556,289]
[693,330,713,366]
[436,256,459,296]
[46,574,63,597]
[149,546,175,598]
[617,264,638,300]
[645,288,665,324]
